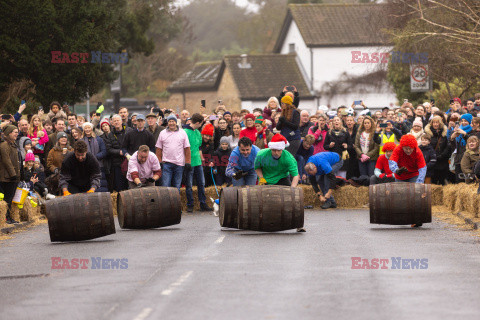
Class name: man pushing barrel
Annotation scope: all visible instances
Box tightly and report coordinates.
[304,151,343,209]
[388,134,427,227]
[59,140,101,195]
[254,134,299,187]
[126,145,161,189]
[226,137,260,186]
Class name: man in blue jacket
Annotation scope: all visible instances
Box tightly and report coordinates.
[305,151,343,209]
[226,137,259,186]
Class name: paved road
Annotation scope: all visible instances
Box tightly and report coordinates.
[1,210,479,320]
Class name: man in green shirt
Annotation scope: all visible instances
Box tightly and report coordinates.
[254,133,300,187]
[184,113,212,212]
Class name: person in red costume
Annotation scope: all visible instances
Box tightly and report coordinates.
[239,113,257,143]
[388,134,427,228]
[388,134,427,184]
[370,142,396,185]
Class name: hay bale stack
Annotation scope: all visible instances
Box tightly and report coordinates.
[19,199,41,222]
[300,185,368,208]
[431,184,444,206]
[111,192,118,216]
[10,204,21,222]
[443,184,459,211]
[453,183,473,213]
[333,186,369,208]
[0,201,7,228]
[179,186,223,211]
[460,184,478,219]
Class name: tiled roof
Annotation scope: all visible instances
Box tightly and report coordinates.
[224,54,312,100]
[274,3,390,52]
[168,61,224,92]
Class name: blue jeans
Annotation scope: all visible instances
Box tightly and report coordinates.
[186,165,206,207]
[162,162,184,192]
[232,170,257,186]
[315,159,343,203]
[358,159,376,177]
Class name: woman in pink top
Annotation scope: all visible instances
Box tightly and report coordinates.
[308,114,329,154]
[27,115,49,163]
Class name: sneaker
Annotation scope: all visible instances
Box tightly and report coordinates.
[200,203,213,212]
[321,201,333,209]
[6,217,19,224]
[46,193,56,200]
[296,228,306,232]
[330,202,337,208]
[187,206,194,213]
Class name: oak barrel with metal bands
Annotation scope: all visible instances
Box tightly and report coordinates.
[219,185,304,231]
[46,192,115,242]
[369,182,432,225]
[117,186,181,229]
[219,186,241,228]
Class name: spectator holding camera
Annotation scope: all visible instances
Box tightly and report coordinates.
[126,145,161,189]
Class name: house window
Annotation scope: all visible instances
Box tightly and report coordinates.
[289,43,295,53]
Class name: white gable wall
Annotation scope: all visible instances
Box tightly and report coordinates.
[278,19,398,110]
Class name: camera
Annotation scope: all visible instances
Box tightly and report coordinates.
[379,123,388,128]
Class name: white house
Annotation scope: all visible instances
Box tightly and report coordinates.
[274,3,397,110]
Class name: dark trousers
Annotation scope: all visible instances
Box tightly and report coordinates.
[0,181,18,219]
[369,175,395,185]
[112,165,128,192]
[33,181,48,196]
[274,176,292,186]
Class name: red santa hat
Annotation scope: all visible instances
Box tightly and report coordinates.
[268,133,290,150]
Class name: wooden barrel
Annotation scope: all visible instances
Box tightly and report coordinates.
[237,186,304,232]
[369,182,432,225]
[117,186,181,229]
[219,187,241,228]
[46,192,115,242]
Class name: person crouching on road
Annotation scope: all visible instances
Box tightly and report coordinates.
[388,134,427,184]
[304,151,343,209]
[254,133,300,187]
[59,140,101,195]
[126,145,161,189]
[226,137,259,186]
[370,142,396,185]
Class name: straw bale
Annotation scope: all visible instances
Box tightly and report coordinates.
[111,192,118,216]
[431,184,444,206]
[443,184,459,212]
[0,201,7,228]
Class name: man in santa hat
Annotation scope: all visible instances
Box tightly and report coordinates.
[254,133,300,187]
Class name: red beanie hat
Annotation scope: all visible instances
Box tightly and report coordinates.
[201,123,214,136]
[382,142,396,152]
[244,113,255,121]
[399,134,417,149]
[268,133,290,150]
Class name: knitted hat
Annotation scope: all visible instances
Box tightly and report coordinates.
[268,133,290,150]
[167,114,177,122]
[255,116,265,126]
[453,97,462,104]
[100,118,110,127]
[82,122,93,129]
[223,111,231,116]
[382,142,396,152]
[244,113,255,121]
[400,134,418,149]
[412,117,423,127]
[2,124,16,136]
[21,137,32,148]
[201,123,214,136]
[460,113,473,124]
[57,131,68,140]
[281,95,293,105]
[25,150,35,162]
[220,136,229,144]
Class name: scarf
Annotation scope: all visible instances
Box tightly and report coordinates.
[82,136,99,158]
[456,124,472,147]
[409,129,424,142]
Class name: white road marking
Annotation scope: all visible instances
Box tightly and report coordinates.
[161,271,193,296]
[215,235,225,244]
[132,307,153,320]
